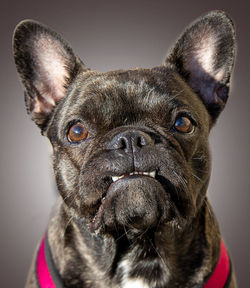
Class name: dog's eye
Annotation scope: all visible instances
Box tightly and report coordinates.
[68,123,90,143]
[174,116,194,134]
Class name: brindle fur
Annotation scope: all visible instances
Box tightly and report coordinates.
[13,11,237,288]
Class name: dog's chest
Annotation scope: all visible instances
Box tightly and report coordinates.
[118,259,150,288]
[121,279,150,288]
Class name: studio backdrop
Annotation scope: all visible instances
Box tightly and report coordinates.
[1,0,249,287]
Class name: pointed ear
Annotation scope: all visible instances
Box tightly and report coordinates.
[13,20,88,131]
[165,11,236,120]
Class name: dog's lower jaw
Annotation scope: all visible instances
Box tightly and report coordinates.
[43,197,226,288]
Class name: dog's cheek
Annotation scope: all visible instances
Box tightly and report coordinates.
[189,144,211,208]
[53,150,81,210]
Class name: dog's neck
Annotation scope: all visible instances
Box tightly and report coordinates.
[47,197,221,287]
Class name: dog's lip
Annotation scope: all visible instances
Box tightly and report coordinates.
[111,171,156,182]
[90,171,189,233]
[90,171,157,232]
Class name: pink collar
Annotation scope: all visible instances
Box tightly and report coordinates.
[204,240,231,288]
[35,234,231,287]
[36,234,63,288]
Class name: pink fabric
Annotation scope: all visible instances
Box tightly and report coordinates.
[204,240,230,288]
[36,235,56,288]
[36,234,230,288]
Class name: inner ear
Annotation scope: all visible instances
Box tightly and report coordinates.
[13,20,87,129]
[31,34,73,107]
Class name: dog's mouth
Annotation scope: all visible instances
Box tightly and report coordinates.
[89,169,188,233]
[111,170,156,182]
[89,170,157,231]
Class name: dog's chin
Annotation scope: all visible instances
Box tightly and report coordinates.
[89,175,183,235]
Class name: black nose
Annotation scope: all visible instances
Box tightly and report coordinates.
[108,130,154,153]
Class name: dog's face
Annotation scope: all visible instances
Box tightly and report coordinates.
[13,11,235,236]
[46,68,211,235]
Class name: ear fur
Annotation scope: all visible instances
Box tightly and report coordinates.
[165,11,236,120]
[13,20,87,130]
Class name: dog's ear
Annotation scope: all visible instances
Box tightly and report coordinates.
[13,20,87,131]
[165,11,236,121]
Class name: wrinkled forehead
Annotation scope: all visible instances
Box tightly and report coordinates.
[57,68,205,128]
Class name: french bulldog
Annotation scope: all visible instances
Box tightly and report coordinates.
[13,10,237,288]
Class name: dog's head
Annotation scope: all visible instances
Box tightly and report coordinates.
[13,11,236,236]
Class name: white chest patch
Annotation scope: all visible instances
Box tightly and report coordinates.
[119,259,150,288]
[122,279,150,288]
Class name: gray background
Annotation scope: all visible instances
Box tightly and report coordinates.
[1,0,249,287]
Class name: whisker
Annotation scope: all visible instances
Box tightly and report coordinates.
[204,198,215,225]
[61,215,73,239]
[148,238,168,270]
[191,172,203,182]
[167,89,185,102]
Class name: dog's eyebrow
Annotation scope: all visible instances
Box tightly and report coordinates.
[169,89,185,100]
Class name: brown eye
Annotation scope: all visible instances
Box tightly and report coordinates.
[68,123,90,143]
[174,116,194,133]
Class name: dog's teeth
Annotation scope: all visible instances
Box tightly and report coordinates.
[149,171,156,178]
[112,176,119,182]
[112,175,125,182]
[112,171,156,182]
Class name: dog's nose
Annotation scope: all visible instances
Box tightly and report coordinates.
[109,130,154,153]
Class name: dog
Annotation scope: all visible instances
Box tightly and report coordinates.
[13,10,237,288]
